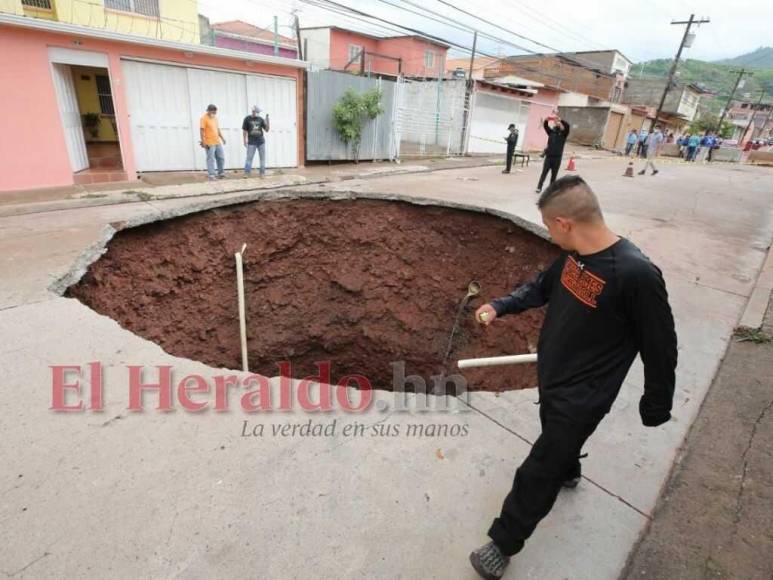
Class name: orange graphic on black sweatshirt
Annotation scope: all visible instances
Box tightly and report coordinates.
[560,256,606,308]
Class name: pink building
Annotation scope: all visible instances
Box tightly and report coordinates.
[299,26,449,77]
[446,58,565,153]
[203,19,298,60]
[522,85,563,152]
[0,14,307,193]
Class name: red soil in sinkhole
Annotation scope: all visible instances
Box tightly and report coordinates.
[67,198,559,392]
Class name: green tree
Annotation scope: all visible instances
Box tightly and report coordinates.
[332,88,383,162]
[687,113,734,138]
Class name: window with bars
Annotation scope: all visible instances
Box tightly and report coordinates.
[104,0,160,18]
[424,50,435,70]
[348,44,363,63]
[21,0,53,9]
[95,75,115,115]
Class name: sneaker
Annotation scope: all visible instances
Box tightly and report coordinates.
[652,170,659,176]
[502,170,510,174]
[216,173,226,179]
[470,541,510,579]
[562,476,581,488]
[638,170,645,175]
[207,176,216,181]
[562,455,585,488]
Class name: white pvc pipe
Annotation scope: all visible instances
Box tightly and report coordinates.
[458,353,538,369]
[235,243,248,373]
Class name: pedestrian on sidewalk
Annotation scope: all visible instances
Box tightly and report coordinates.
[677,134,687,158]
[469,175,677,580]
[502,124,519,174]
[686,134,700,162]
[625,129,638,157]
[695,132,710,163]
[199,104,226,180]
[242,105,270,177]
[703,132,717,163]
[637,128,649,157]
[639,124,664,176]
[536,114,570,193]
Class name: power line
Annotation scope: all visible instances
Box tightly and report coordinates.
[296,0,614,88]
[436,0,566,54]
[434,0,612,73]
[497,0,608,52]
[375,0,536,54]
[376,0,612,82]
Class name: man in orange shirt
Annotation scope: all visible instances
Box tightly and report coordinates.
[200,104,226,180]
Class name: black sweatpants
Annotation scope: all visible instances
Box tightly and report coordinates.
[505,142,516,172]
[537,155,561,190]
[488,401,603,556]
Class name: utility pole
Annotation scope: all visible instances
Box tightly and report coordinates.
[741,89,765,144]
[273,15,279,56]
[717,68,753,136]
[762,105,773,141]
[467,31,477,80]
[294,14,303,60]
[652,14,710,128]
[459,31,478,155]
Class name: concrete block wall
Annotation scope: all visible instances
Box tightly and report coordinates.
[557,106,610,146]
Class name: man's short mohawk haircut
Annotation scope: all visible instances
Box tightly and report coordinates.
[537,175,603,222]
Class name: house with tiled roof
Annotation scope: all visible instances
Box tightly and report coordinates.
[200,17,298,59]
[299,25,449,78]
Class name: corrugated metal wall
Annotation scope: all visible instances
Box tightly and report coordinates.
[306,70,396,161]
[394,78,468,157]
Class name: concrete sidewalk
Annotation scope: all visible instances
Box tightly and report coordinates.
[0,156,771,579]
[0,146,617,218]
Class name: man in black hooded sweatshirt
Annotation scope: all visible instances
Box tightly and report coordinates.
[536,115,571,194]
[469,175,677,580]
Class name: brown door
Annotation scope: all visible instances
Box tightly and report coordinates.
[603,112,624,149]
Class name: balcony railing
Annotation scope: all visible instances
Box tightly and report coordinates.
[21,0,53,9]
[105,0,160,18]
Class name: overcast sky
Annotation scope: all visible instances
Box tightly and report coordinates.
[199,0,771,64]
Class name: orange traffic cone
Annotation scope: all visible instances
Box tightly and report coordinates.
[565,155,576,171]
[623,161,634,177]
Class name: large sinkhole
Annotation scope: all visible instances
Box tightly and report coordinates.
[67,198,559,392]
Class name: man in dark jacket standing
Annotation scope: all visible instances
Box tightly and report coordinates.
[536,115,570,193]
[469,175,677,580]
[502,124,519,174]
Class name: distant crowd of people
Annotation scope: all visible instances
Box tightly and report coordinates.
[625,127,722,163]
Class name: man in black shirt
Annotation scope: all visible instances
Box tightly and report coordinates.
[502,124,519,174]
[469,175,677,580]
[242,105,270,177]
[536,115,570,194]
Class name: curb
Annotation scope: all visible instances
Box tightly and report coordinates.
[0,159,503,219]
[738,242,773,329]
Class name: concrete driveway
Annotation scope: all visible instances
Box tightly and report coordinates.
[1,156,771,579]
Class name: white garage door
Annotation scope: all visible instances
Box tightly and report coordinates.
[468,91,530,154]
[122,60,297,172]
